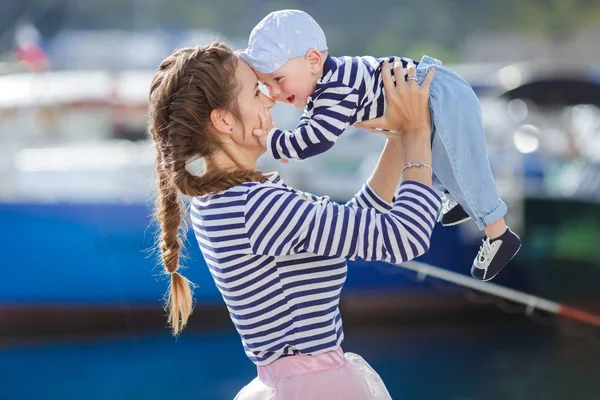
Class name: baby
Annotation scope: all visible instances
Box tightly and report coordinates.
[240,9,521,281]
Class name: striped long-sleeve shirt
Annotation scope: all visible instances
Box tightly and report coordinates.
[190,172,442,365]
[267,55,418,160]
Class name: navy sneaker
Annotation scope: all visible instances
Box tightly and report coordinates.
[440,200,472,226]
[471,228,522,281]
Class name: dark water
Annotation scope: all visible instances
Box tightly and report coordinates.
[0,321,598,400]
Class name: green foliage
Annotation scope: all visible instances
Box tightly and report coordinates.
[5,0,599,60]
[173,0,600,60]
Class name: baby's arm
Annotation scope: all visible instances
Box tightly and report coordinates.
[266,83,361,161]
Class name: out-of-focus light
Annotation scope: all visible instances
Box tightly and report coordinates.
[571,105,598,133]
[498,66,522,91]
[507,99,528,122]
[14,146,137,172]
[513,124,540,154]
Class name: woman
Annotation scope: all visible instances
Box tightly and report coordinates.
[148,42,438,399]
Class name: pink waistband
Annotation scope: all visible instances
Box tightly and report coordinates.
[257,348,346,383]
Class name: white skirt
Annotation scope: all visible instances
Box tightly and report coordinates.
[235,348,393,400]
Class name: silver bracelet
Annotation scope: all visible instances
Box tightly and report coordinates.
[401,161,433,177]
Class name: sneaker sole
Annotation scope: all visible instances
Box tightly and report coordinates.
[471,243,522,281]
[441,216,472,227]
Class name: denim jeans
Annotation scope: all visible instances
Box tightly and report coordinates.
[416,55,507,229]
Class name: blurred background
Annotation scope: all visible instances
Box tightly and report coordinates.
[1,0,600,399]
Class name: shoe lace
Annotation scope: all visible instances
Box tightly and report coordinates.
[442,199,458,214]
[478,238,493,263]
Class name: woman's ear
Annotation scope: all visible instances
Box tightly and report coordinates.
[210,108,235,135]
[305,49,324,75]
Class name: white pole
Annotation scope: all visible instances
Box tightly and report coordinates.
[400,260,600,327]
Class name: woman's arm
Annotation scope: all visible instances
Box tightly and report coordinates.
[243,181,441,264]
[366,138,405,203]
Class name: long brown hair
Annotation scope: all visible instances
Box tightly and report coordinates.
[148,43,267,335]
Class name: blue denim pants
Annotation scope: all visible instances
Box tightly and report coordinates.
[416,55,507,229]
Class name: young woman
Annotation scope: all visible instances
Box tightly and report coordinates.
[148,42,438,399]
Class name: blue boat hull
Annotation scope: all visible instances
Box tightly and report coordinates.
[0,202,531,307]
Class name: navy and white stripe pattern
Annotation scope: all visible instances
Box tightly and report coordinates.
[267,55,418,160]
[190,172,441,365]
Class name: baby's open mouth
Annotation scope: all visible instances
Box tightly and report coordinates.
[286,95,295,104]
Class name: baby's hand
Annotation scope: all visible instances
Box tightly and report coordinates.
[252,109,274,149]
[253,110,289,164]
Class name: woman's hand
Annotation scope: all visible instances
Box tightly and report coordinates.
[359,62,435,136]
[364,61,435,190]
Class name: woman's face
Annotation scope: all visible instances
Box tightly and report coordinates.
[231,60,276,159]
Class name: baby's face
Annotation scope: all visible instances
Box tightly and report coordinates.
[256,57,318,109]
